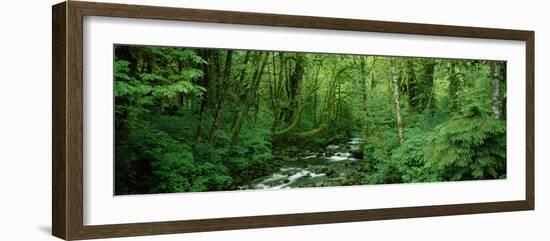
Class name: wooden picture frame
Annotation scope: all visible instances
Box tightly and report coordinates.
[52,1,534,240]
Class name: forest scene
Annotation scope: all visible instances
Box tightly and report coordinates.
[114,44,507,195]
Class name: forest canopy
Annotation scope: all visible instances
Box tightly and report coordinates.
[114,45,506,195]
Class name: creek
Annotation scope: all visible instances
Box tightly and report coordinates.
[243,137,365,190]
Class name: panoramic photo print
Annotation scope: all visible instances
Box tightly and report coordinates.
[113,45,507,195]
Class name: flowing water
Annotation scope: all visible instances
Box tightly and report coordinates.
[243,137,365,190]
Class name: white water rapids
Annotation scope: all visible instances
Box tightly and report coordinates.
[248,137,363,190]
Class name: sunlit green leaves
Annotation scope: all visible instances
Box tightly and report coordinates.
[114,57,205,106]
[152,81,206,98]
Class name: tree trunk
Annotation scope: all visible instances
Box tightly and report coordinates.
[231,52,269,144]
[356,56,374,138]
[405,59,419,109]
[195,49,211,141]
[335,82,341,122]
[269,52,287,133]
[229,51,251,132]
[312,62,322,126]
[285,54,304,124]
[274,82,321,138]
[371,61,377,89]
[490,61,502,119]
[208,50,233,142]
[391,58,404,145]
[423,60,436,112]
[375,125,390,162]
[448,62,460,112]
[297,123,329,139]
[267,64,276,112]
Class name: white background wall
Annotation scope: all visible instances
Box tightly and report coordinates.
[0,0,547,240]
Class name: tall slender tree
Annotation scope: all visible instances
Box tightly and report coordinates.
[390,57,404,145]
[490,61,502,119]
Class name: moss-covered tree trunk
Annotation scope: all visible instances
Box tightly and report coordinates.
[230,52,268,144]
[229,51,251,132]
[285,54,305,124]
[208,50,234,142]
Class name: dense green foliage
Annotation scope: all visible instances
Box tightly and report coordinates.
[114,45,506,195]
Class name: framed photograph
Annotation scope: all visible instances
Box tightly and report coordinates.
[52,1,534,240]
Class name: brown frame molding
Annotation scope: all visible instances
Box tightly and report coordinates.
[52,1,535,240]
